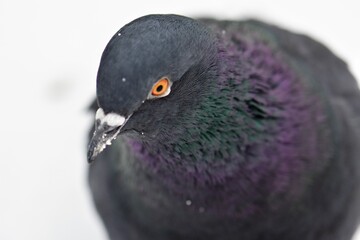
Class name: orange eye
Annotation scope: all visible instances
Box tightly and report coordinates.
[151,78,170,97]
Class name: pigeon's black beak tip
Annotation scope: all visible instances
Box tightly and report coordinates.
[87,125,122,164]
[86,130,103,164]
[87,132,105,164]
[87,142,96,164]
[87,148,96,164]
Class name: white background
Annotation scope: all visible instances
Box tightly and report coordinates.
[0,0,359,239]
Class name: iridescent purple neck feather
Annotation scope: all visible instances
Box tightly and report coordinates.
[121,22,331,218]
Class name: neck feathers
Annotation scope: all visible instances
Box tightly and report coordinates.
[123,27,331,217]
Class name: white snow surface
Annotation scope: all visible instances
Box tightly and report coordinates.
[0,0,359,239]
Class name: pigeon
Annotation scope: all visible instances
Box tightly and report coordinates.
[87,14,360,240]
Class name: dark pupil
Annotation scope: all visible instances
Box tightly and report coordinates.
[156,85,163,92]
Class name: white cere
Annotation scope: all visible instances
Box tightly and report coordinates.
[185,200,192,206]
[95,108,105,121]
[122,77,126,82]
[103,113,126,127]
[95,108,126,127]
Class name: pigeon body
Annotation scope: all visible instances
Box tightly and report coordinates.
[88,15,360,240]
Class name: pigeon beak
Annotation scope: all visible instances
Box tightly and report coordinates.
[87,108,129,163]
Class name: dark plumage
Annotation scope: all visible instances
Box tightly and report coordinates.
[87,14,360,240]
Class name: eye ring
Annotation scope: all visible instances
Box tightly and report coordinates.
[152,78,169,96]
[148,77,172,99]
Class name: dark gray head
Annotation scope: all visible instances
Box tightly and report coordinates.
[88,14,217,162]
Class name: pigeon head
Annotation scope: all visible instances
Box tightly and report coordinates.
[88,14,217,162]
